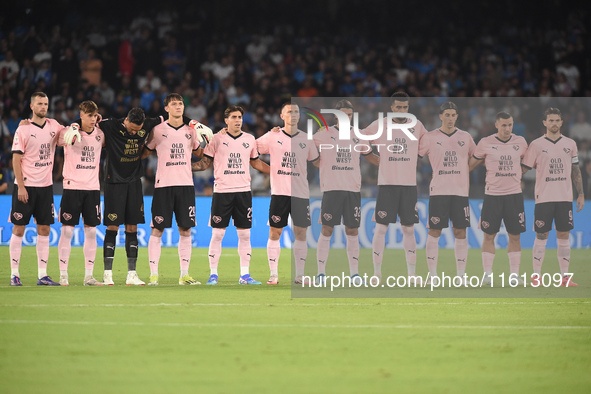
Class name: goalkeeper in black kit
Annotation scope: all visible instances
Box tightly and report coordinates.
[92,107,213,285]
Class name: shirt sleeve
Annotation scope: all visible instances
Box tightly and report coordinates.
[11,127,25,154]
[468,135,476,157]
[203,135,216,159]
[521,142,536,169]
[571,140,579,164]
[256,132,269,154]
[417,133,429,157]
[473,140,486,160]
[250,137,259,160]
[308,142,320,162]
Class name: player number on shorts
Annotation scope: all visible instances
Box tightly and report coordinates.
[188,206,195,218]
[354,207,361,219]
[247,207,252,219]
[464,206,470,219]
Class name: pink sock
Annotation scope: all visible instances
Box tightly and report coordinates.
[293,239,307,277]
[402,225,416,275]
[148,235,162,274]
[58,226,74,271]
[508,251,521,275]
[267,239,280,274]
[316,233,331,275]
[482,251,495,273]
[178,235,192,273]
[557,238,570,275]
[37,235,49,276]
[208,228,225,273]
[9,234,23,273]
[346,234,360,276]
[83,227,97,270]
[532,238,547,275]
[237,229,251,274]
[455,237,468,276]
[426,234,439,276]
[372,224,388,276]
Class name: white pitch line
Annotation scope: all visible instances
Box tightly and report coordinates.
[0,300,590,308]
[0,319,589,330]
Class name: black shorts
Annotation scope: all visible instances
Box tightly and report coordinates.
[374,185,419,225]
[59,189,101,226]
[210,191,252,229]
[269,195,311,228]
[103,180,145,226]
[479,193,525,235]
[10,185,55,226]
[151,186,196,229]
[320,191,361,228]
[428,195,470,229]
[534,202,573,233]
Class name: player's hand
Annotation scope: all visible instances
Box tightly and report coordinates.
[64,123,81,145]
[96,113,103,123]
[19,119,31,126]
[189,120,214,144]
[270,126,281,133]
[219,127,228,135]
[18,186,28,203]
[576,195,585,212]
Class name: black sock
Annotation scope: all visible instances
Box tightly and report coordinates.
[103,230,117,270]
[125,231,138,271]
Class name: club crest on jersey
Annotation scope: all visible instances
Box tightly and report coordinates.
[50,131,56,138]
[243,142,249,149]
[564,148,571,154]
[13,212,23,220]
[323,213,333,221]
[535,220,545,228]
[481,221,489,229]
[154,216,164,224]
[408,127,415,134]
[62,212,72,221]
[137,129,146,137]
[271,215,281,223]
[377,211,387,219]
[299,142,306,149]
[458,141,465,147]
[185,133,191,140]
[212,215,222,224]
[513,145,519,151]
[96,135,101,142]
[108,213,118,221]
[431,217,440,224]
[352,137,359,144]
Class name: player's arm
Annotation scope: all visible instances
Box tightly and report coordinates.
[192,155,212,171]
[362,151,380,167]
[250,157,270,174]
[571,164,585,212]
[469,156,483,171]
[521,164,531,175]
[12,152,28,203]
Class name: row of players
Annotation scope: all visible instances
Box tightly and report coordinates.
[7,92,585,286]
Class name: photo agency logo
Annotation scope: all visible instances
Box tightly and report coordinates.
[302,106,419,153]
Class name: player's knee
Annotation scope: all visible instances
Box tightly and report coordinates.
[61,225,74,238]
[151,228,164,237]
[345,227,358,236]
[12,225,25,237]
[321,226,333,237]
[293,226,307,241]
[556,231,570,240]
[452,228,466,239]
[269,227,282,241]
[428,228,441,238]
[37,225,50,236]
[536,232,549,240]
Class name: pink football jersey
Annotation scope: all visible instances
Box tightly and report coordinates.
[257,128,319,199]
[473,134,527,195]
[418,128,476,197]
[365,117,427,186]
[522,135,579,203]
[313,126,367,193]
[204,131,259,193]
[59,125,104,190]
[146,122,200,188]
[12,119,62,187]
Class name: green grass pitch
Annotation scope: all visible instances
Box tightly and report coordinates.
[1,246,590,393]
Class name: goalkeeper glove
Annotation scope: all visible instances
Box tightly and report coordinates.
[189,120,213,145]
[64,123,81,145]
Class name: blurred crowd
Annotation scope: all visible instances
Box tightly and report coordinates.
[0,4,590,198]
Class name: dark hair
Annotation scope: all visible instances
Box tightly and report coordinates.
[496,111,512,120]
[544,107,562,120]
[79,100,98,114]
[31,91,48,102]
[391,91,409,103]
[280,102,296,112]
[127,107,146,125]
[335,99,353,110]
[164,93,183,106]
[439,101,458,114]
[224,105,244,118]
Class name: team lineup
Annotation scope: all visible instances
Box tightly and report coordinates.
[7,92,585,287]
